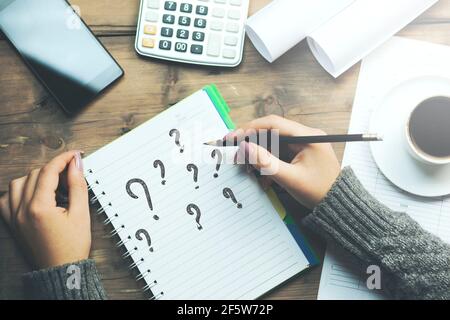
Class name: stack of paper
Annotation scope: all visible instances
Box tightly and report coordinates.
[318,37,450,300]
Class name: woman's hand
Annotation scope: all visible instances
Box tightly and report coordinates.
[231,115,341,209]
[0,151,91,269]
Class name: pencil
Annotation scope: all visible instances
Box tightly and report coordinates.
[203,133,383,147]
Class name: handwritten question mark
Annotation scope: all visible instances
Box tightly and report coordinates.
[186,204,202,230]
[153,160,166,185]
[135,229,153,252]
[126,178,159,220]
[223,187,243,209]
[169,129,184,153]
[211,149,222,178]
[186,164,199,189]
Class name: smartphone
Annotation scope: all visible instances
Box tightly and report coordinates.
[0,0,124,114]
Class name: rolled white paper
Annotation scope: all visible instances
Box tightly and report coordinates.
[245,0,438,77]
[245,0,353,63]
[307,0,439,77]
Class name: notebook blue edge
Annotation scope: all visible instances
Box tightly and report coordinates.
[204,84,319,267]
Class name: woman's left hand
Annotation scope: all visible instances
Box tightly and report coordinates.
[0,151,91,269]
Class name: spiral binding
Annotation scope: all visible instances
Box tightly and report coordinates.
[87,168,164,300]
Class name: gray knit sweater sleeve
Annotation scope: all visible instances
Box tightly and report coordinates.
[303,167,450,300]
[22,259,107,300]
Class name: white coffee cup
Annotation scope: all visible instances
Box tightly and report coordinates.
[405,96,450,166]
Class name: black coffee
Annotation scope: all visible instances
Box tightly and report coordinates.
[409,96,450,158]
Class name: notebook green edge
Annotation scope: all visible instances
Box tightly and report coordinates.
[204,84,319,267]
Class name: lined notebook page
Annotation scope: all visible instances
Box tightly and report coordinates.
[83,89,310,300]
[318,37,450,300]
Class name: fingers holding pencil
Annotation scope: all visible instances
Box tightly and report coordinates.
[214,115,377,207]
[223,115,321,152]
[206,116,381,147]
[229,115,342,208]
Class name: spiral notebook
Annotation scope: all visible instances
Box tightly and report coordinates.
[84,85,317,300]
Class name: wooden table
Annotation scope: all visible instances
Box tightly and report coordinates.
[0,0,449,300]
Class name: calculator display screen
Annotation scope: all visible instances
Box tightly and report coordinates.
[0,0,123,114]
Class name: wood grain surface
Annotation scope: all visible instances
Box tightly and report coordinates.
[0,0,449,299]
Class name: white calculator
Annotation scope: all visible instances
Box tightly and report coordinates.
[135,0,249,67]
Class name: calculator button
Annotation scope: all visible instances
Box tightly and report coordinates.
[162,14,175,24]
[175,42,188,52]
[178,16,191,26]
[147,0,160,9]
[159,40,172,50]
[164,1,177,11]
[207,34,221,57]
[177,29,189,39]
[142,38,155,48]
[212,8,225,18]
[145,11,159,22]
[191,45,203,54]
[161,27,173,37]
[223,48,236,59]
[196,5,208,15]
[144,25,157,35]
[210,20,223,31]
[230,0,242,6]
[194,18,207,28]
[192,31,205,42]
[180,3,193,13]
[228,9,241,20]
[214,0,226,3]
[226,22,239,33]
[224,35,238,46]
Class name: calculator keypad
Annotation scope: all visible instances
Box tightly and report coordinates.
[194,18,206,28]
[159,40,172,50]
[193,31,205,42]
[161,27,173,37]
[164,1,176,10]
[175,42,188,52]
[177,29,189,39]
[137,0,249,67]
[191,44,203,55]
[196,5,208,15]
[180,3,193,13]
[162,14,175,24]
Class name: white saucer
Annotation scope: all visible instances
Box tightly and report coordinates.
[370,76,450,198]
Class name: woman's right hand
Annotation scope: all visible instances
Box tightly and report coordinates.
[230,115,341,209]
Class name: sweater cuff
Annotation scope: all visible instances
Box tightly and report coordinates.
[23,259,107,300]
[303,167,400,262]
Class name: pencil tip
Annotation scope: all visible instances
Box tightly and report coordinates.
[204,139,224,146]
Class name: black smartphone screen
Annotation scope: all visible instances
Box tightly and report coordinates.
[0,0,123,114]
